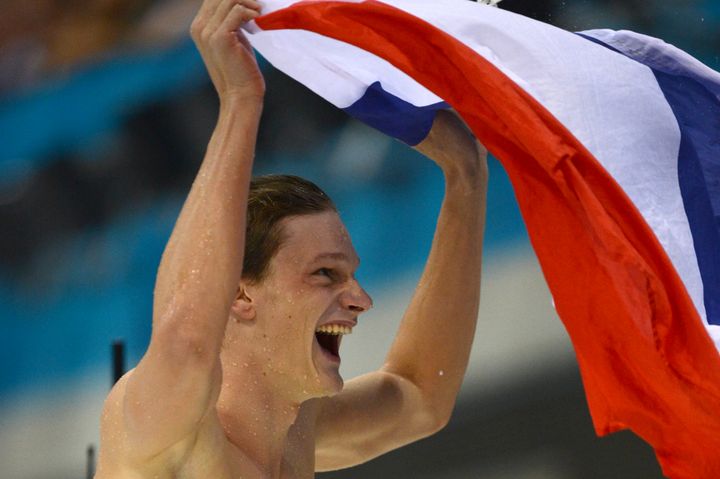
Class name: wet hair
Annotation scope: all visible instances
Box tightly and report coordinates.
[242,174,336,284]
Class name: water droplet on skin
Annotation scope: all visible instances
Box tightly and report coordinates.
[438,370,445,376]
[243,362,249,367]
[232,362,238,367]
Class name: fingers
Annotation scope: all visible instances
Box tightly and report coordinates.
[191,0,261,42]
[223,5,258,51]
[192,0,220,36]
[215,0,260,34]
[189,0,266,99]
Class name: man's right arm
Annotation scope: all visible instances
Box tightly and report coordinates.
[112,0,264,460]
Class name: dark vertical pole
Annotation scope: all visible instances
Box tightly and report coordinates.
[86,444,95,479]
[112,340,125,386]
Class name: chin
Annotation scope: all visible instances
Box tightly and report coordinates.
[310,343,345,396]
[311,364,344,398]
[322,376,344,396]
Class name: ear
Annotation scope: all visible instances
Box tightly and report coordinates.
[230,283,256,322]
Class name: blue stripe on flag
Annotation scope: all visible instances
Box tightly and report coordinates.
[343,81,448,145]
[578,33,720,326]
[655,72,720,326]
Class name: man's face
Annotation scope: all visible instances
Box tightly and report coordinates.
[245,210,373,399]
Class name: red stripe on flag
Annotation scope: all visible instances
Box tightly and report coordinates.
[257,2,720,476]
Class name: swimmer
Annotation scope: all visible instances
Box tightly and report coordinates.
[95,0,487,477]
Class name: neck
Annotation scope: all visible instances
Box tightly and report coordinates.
[217,350,318,477]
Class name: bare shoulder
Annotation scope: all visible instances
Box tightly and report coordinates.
[96,368,237,478]
[96,369,195,475]
[100,369,132,441]
[96,370,134,476]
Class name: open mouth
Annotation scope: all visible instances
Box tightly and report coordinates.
[314,324,352,361]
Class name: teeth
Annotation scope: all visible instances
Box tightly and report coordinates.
[315,324,352,335]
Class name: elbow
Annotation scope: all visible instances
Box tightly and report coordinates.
[425,404,453,436]
[417,392,456,437]
[412,381,457,436]
[405,403,451,443]
[381,368,456,438]
[407,396,454,440]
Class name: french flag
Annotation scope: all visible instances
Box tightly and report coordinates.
[244,0,720,476]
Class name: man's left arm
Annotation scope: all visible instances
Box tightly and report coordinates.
[314,110,488,470]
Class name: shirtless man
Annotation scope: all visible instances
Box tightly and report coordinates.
[95,0,488,477]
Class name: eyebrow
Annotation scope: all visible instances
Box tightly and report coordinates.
[310,252,360,267]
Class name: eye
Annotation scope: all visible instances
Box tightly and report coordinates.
[314,268,335,279]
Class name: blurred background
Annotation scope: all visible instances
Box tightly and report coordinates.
[1,0,717,477]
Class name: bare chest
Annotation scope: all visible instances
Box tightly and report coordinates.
[173,414,315,479]
[98,414,315,479]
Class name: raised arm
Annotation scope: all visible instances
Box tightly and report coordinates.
[385,110,487,420]
[105,0,264,460]
[315,110,488,469]
[383,111,488,416]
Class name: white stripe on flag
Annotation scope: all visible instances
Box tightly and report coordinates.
[247,0,710,345]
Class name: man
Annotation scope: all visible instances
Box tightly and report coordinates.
[95,0,488,476]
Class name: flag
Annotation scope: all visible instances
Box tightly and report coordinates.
[244,0,720,476]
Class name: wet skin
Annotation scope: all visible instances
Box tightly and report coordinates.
[94,0,488,475]
[97,212,372,479]
[230,211,371,398]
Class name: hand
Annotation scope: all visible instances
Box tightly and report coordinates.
[414,110,488,185]
[190,0,265,103]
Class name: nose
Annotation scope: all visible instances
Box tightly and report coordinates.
[341,280,373,313]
